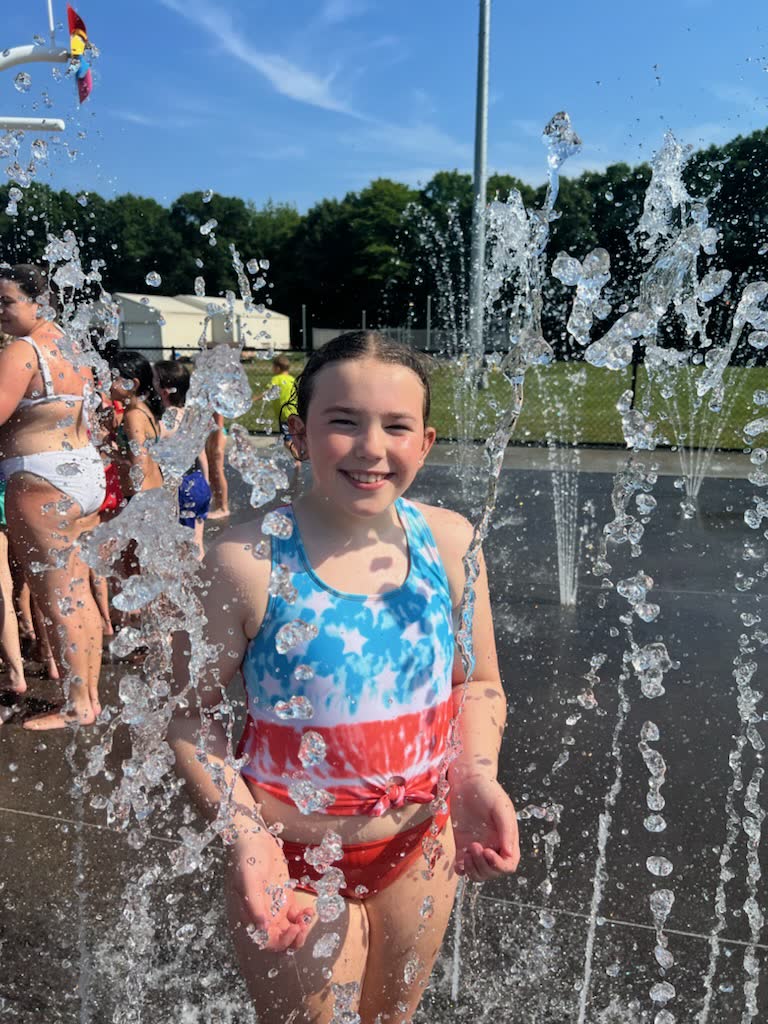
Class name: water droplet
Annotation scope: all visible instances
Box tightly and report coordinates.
[649,981,676,1004]
[403,955,422,985]
[262,511,294,538]
[298,730,327,767]
[273,695,314,720]
[539,909,556,929]
[145,271,161,288]
[647,856,674,876]
[654,944,675,969]
[312,931,340,958]
[77,194,88,207]
[14,72,32,93]
[200,218,218,236]
[202,188,214,203]
[644,814,667,832]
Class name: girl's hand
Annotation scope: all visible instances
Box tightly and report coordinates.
[451,774,520,882]
[225,832,315,953]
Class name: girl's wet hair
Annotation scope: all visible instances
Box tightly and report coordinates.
[0,263,60,314]
[154,359,190,408]
[295,331,431,423]
[110,349,164,418]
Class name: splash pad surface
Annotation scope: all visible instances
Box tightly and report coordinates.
[1,455,763,1023]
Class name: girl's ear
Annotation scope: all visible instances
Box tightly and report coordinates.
[286,413,308,459]
[419,425,437,465]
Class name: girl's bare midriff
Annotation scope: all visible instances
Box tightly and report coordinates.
[0,400,92,460]
[244,777,438,846]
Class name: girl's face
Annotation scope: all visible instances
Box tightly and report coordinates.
[291,357,436,517]
[0,280,41,338]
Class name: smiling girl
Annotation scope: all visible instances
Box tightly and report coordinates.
[169,331,519,1023]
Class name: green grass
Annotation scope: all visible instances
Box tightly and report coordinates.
[234,356,768,451]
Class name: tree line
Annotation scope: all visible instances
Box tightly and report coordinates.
[0,127,765,351]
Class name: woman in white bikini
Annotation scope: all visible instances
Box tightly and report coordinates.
[0,264,106,729]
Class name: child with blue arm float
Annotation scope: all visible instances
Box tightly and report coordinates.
[168,331,519,1024]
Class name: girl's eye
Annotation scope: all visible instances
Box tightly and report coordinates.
[388,424,411,432]
[330,418,355,425]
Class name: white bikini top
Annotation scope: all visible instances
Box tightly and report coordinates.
[17,336,91,427]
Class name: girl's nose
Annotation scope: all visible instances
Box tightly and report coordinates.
[355,424,386,459]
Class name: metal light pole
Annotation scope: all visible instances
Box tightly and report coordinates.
[467,0,490,362]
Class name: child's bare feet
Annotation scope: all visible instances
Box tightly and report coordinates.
[207,508,231,520]
[1,665,27,696]
[22,699,98,731]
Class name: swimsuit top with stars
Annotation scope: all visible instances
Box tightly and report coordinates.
[238,498,456,817]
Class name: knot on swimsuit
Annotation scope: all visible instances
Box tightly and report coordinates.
[370,776,435,816]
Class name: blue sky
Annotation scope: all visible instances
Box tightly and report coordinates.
[3,0,768,211]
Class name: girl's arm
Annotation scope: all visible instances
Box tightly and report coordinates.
[168,535,314,950]
[425,506,520,881]
[448,543,507,787]
[0,341,35,428]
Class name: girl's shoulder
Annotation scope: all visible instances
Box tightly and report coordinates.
[407,500,474,604]
[201,513,276,636]
[124,403,157,433]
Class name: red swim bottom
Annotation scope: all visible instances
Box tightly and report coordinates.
[282,807,450,901]
[98,462,124,516]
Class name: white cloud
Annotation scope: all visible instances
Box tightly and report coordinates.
[159,0,357,115]
[320,0,368,24]
[709,82,767,111]
[343,120,471,163]
[111,109,201,130]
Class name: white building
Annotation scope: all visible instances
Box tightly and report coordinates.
[175,295,291,353]
[114,293,212,360]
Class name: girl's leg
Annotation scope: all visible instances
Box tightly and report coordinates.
[0,530,26,694]
[206,426,229,518]
[28,591,59,681]
[193,519,205,560]
[90,571,114,637]
[228,888,369,1024]
[6,474,103,729]
[229,824,457,1024]
[13,572,34,641]
[358,823,458,1023]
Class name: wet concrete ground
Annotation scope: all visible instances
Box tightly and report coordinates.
[1,445,766,1022]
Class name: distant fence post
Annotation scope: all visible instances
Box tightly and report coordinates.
[630,343,640,408]
[302,304,312,353]
[361,309,367,330]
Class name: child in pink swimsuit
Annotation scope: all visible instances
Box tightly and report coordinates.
[169,331,519,1024]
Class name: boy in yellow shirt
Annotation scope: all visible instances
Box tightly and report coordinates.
[268,355,301,464]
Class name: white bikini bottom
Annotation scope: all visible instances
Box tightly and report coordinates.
[0,447,107,516]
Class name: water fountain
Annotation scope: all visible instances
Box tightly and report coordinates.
[1,31,768,1021]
